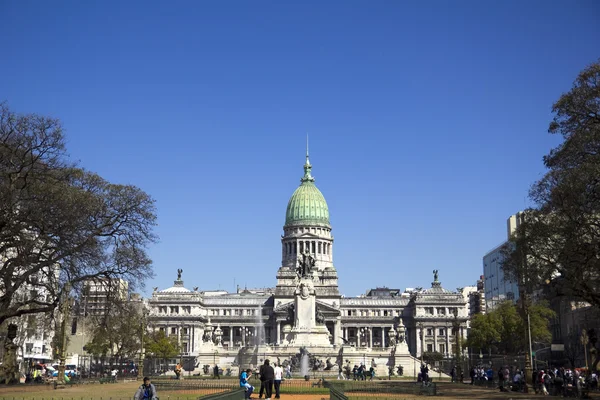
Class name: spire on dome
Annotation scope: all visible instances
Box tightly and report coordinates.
[302,135,315,183]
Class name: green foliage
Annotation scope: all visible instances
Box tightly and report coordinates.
[422,351,444,365]
[467,300,554,355]
[86,300,145,360]
[501,60,600,309]
[146,330,181,362]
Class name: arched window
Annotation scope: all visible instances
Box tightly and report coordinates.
[312,241,316,253]
[318,242,322,254]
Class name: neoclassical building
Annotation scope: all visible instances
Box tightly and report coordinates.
[148,151,469,372]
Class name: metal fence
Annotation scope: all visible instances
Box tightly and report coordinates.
[323,379,437,398]
[198,388,245,400]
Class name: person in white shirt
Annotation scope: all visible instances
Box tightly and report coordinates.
[273,363,283,399]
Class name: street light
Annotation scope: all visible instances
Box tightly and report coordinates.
[137,309,148,380]
[418,322,424,365]
[57,283,72,386]
[452,309,462,383]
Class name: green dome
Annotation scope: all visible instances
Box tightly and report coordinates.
[285,153,330,227]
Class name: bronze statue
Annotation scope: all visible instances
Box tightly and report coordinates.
[433,269,439,282]
[177,268,183,280]
[296,248,315,278]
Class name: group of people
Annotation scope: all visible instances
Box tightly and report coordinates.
[240,359,284,400]
[462,363,599,397]
[349,363,376,381]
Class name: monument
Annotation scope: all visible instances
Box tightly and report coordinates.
[288,248,331,346]
[147,148,467,378]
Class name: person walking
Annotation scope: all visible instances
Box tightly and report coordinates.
[214,365,220,379]
[284,364,292,379]
[273,362,283,399]
[134,377,158,400]
[240,368,254,400]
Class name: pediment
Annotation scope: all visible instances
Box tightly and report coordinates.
[297,232,320,239]
[274,301,294,313]
[315,300,340,313]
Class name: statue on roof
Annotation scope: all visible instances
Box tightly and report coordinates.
[177,268,183,280]
[433,269,439,282]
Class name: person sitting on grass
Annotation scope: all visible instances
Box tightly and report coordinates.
[240,368,255,399]
[134,377,158,400]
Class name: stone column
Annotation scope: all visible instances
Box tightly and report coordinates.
[433,326,437,352]
[276,321,281,344]
[343,327,348,341]
[369,327,373,348]
[334,317,341,346]
[381,327,386,348]
[445,327,450,358]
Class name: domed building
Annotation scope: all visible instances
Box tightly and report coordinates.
[148,148,469,376]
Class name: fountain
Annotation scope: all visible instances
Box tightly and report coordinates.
[255,306,265,346]
[300,347,309,379]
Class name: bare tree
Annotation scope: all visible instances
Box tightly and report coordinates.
[0,102,157,325]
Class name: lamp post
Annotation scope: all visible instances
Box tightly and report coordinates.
[137,310,147,380]
[418,322,424,365]
[57,283,71,386]
[452,309,462,383]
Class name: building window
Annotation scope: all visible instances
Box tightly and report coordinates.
[182,328,189,335]
[439,328,445,336]
[25,343,33,353]
[170,306,179,314]
[424,307,434,315]
[312,241,316,253]
[427,344,433,352]
[159,327,165,332]
[318,242,322,254]
[347,310,352,316]
[439,344,445,354]
[426,328,433,336]
[437,308,446,315]
[182,342,188,352]
[171,327,177,334]
[235,309,240,316]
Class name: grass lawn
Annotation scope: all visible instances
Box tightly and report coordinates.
[1,380,599,400]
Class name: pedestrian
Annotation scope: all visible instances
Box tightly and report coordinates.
[273,362,283,399]
[134,377,158,400]
[258,359,275,399]
[240,368,254,400]
[285,364,292,379]
[450,366,456,383]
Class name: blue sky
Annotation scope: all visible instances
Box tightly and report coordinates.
[1,1,598,296]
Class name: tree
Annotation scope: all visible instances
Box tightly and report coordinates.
[466,301,554,355]
[0,102,157,326]
[86,298,145,366]
[501,60,600,369]
[422,351,444,366]
[501,60,600,308]
[145,330,181,372]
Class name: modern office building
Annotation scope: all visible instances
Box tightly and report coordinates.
[483,212,524,310]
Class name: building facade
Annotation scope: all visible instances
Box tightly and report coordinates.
[148,151,469,370]
[483,212,524,310]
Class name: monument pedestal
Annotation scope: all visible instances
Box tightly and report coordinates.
[288,278,331,347]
